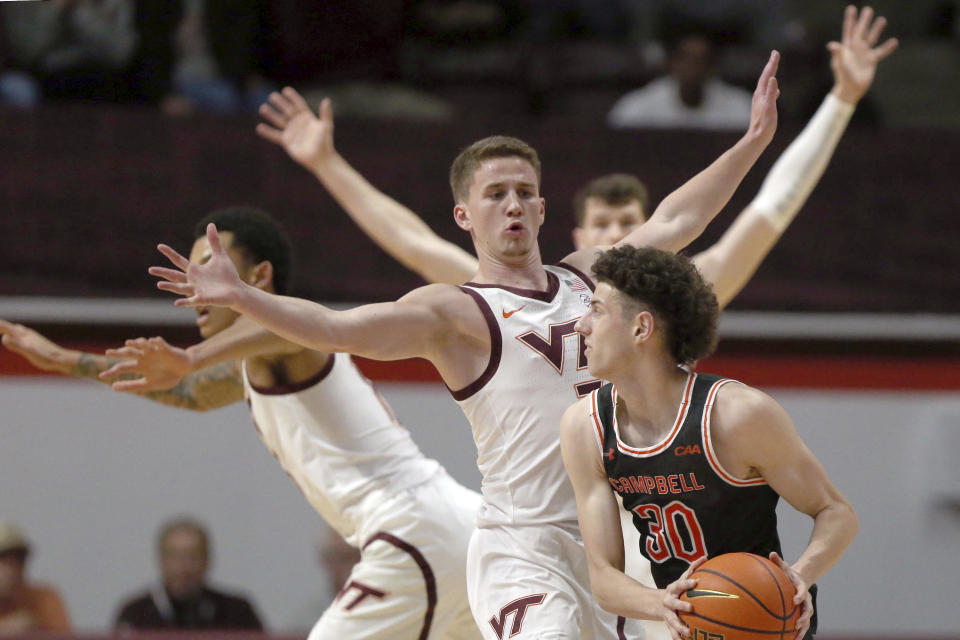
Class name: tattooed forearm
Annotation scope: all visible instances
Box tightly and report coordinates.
[71,353,120,380]
[144,361,244,412]
[71,354,242,412]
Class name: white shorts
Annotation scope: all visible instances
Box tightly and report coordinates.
[466,524,645,639]
[620,503,669,640]
[309,468,482,639]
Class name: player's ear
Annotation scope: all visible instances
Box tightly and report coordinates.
[633,310,655,344]
[249,261,275,292]
[453,204,472,231]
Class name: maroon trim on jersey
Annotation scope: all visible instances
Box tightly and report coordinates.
[555,262,596,292]
[247,354,335,396]
[462,270,560,302]
[448,287,502,401]
[362,532,437,640]
[617,615,628,639]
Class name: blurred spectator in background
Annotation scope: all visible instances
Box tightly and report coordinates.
[114,517,263,631]
[0,522,70,635]
[0,0,136,105]
[607,28,752,129]
[518,0,633,113]
[287,529,361,631]
[129,0,273,115]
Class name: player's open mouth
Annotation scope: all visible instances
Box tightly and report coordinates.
[505,222,525,234]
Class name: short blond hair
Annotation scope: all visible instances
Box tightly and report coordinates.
[449,136,542,204]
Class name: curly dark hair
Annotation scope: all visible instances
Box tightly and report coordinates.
[592,246,718,365]
[194,206,293,295]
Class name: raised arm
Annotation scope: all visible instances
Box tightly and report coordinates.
[559,400,702,640]
[0,319,242,411]
[256,88,478,285]
[693,5,897,308]
[561,51,780,276]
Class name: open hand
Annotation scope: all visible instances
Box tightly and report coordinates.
[747,51,780,148]
[828,5,898,104]
[150,223,244,308]
[256,87,335,173]
[100,336,192,392]
[0,319,70,374]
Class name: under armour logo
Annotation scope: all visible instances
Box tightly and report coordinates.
[489,593,546,639]
[606,448,616,461]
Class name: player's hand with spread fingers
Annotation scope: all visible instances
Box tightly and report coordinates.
[100,336,194,393]
[151,223,246,309]
[256,87,335,175]
[662,555,707,640]
[746,50,780,148]
[768,552,814,640]
[0,319,73,374]
[828,5,898,105]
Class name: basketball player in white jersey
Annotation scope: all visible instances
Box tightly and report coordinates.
[0,206,483,640]
[249,7,894,639]
[145,46,781,638]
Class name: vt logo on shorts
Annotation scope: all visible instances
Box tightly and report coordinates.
[489,593,546,639]
[336,580,387,610]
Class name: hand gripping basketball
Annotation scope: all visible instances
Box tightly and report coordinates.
[677,552,806,640]
[663,556,708,640]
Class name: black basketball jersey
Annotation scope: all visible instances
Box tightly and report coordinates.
[594,372,783,588]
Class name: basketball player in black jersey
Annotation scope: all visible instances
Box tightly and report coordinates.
[559,246,858,640]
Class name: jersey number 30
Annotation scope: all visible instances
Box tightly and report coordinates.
[632,501,707,563]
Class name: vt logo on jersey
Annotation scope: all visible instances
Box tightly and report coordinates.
[516,318,600,397]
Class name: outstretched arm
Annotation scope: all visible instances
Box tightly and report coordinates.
[694,5,897,308]
[150,224,469,371]
[100,316,305,393]
[562,51,780,276]
[257,88,478,285]
[0,319,242,411]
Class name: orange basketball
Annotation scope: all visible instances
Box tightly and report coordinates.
[678,552,800,640]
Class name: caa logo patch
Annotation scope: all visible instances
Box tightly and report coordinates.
[674,444,702,456]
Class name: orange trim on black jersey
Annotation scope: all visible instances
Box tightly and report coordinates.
[701,379,768,487]
[590,388,605,455]
[615,372,696,457]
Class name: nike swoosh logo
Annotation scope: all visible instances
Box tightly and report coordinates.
[685,589,739,599]
[502,305,526,318]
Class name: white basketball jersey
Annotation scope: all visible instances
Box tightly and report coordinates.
[454,264,598,529]
[244,353,440,545]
